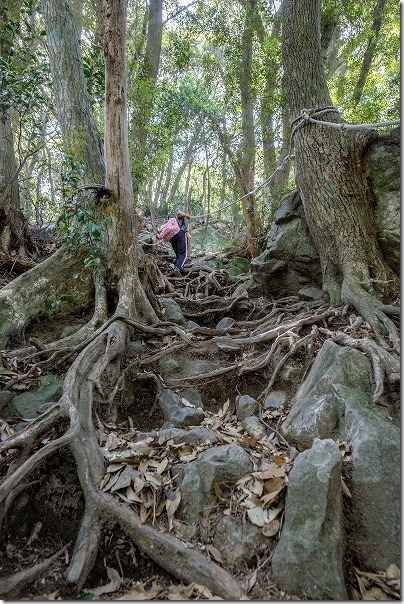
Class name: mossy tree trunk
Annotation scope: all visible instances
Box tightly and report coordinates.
[282,0,399,346]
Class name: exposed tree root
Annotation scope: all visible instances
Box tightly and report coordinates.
[319,328,400,403]
[341,280,400,354]
[0,257,400,598]
[0,545,67,597]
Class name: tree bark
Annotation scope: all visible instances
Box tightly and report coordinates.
[41,0,105,184]
[238,0,259,257]
[351,0,387,106]
[282,0,399,342]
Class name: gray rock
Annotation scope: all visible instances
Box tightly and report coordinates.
[263,390,286,409]
[127,339,144,357]
[11,374,64,419]
[181,388,203,408]
[160,298,185,324]
[213,516,269,566]
[272,439,346,600]
[241,416,267,440]
[176,444,253,524]
[158,358,180,376]
[216,317,236,330]
[159,389,205,428]
[364,129,400,275]
[7,346,37,360]
[179,359,220,379]
[184,320,200,329]
[282,340,400,570]
[251,191,322,297]
[298,286,323,301]
[236,394,259,421]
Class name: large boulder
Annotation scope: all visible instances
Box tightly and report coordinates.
[282,340,400,571]
[364,128,400,275]
[252,133,400,296]
[251,191,321,297]
[271,438,346,600]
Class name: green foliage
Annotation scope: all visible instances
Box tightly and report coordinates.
[56,159,110,274]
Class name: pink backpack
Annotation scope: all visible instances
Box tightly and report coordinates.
[159,217,180,241]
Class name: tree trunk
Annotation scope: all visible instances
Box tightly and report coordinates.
[0,2,30,256]
[0,112,27,255]
[41,0,105,184]
[282,0,399,344]
[238,1,259,258]
[131,0,163,199]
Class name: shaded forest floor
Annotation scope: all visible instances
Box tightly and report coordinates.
[0,238,400,601]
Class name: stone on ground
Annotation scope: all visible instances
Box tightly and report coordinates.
[159,389,205,428]
[236,394,259,421]
[213,516,269,566]
[11,374,64,419]
[271,438,346,600]
[281,339,400,571]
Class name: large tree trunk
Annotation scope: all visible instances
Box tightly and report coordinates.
[238,0,260,258]
[282,0,399,345]
[0,2,31,256]
[131,0,163,199]
[41,0,105,183]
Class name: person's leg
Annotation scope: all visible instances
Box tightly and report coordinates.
[169,235,179,269]
[174,230,188,275]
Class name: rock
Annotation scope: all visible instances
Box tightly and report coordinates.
[160,298,185,324]
[213,516,269,566]
[282,340,400,571]
[364,128,400,275]
[172,519,198,541]
[11,374,64,419]
[181,388,203,408]
[135,427,218,446]
[236,394,259,421]
[184,320,200,329]
[179,359,220,379]
[251,191,322,297]
[159,389,205,428]
[231,279,252,298]
[7,346,37,360]
[298,286,323,301]
[271,439,346,600]
[283,340,373,448]
[216,317,236,330]
[127,339,144,357]
[158,358,180,375]
[176,444,253,524]
[241,416,266,440]
[263,390,286,409]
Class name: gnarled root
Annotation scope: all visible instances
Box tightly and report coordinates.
[320,328,400,403]
[341,280,400,354]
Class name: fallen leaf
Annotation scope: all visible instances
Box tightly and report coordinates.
[262,519,281,537]
[206,544,224,564]
[247,506,266,527]
[140,504,150,523]
[386,564,400,580]
[116,581,162,600]
[166,489,181,519]
[341,477,352,498]
[242,570,257,594]
[274,455,287,466]
[362,586,394,600]
[156,457,168,474]
[88,566,121,596]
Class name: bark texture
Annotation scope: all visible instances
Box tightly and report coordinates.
[282,0,399,342]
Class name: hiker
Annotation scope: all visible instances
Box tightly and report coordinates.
[159,211,191,277]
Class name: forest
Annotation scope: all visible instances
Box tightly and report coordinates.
[0,0,400,600]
